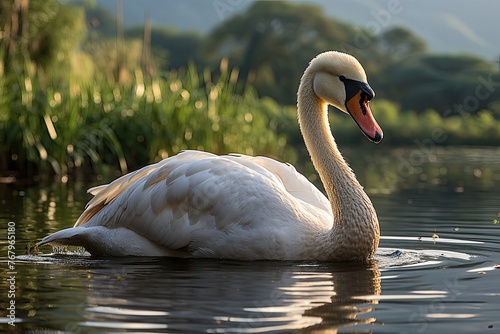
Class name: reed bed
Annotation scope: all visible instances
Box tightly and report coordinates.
[0,62,297,178]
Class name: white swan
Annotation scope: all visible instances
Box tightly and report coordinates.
[39,51,383,261]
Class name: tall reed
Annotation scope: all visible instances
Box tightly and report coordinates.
[1,61,297,178]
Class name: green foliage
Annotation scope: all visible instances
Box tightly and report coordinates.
[375,26,427,58]
[0,61,296,177]
[0,0,85,83]
[0,63,124,175]
[378,54,500,114]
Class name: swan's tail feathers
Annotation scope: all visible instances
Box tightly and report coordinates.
[37,226,188,257]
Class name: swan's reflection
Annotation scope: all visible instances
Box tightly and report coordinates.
[76,258,380,333]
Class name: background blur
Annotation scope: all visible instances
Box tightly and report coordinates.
[1,0,499,180]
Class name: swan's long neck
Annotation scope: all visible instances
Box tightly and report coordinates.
[297,72,379,261]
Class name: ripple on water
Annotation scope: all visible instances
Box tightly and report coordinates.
[376,234,479,269]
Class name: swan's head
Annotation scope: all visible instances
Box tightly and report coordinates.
[306,51,383,143]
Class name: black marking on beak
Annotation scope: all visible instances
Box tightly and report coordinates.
[359,92,369,115]
[339,75,374,103]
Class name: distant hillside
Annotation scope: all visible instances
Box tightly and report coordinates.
[93,0,499,61]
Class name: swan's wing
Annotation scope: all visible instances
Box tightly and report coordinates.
[74,153,197,227]
[226,154,332,215]
[64,150,331,258]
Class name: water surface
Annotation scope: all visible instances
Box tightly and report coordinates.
[1,147,499,333]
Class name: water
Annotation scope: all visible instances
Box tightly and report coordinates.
[1,147,500,333]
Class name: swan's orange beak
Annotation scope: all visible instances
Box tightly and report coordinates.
[346,91,383,143]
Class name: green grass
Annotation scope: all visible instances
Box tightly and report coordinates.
[0,62,296,177]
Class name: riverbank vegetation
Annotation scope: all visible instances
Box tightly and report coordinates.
[1,1,499,178]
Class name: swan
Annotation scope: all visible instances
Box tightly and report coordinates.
[38,51,383,261]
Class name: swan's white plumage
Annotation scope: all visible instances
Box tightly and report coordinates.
[39,51,381,261]
[41,151,332,260]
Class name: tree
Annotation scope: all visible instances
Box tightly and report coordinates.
[375,26,426,62]
[205,1,356,104]
[0,0,85,84]
[125,26,203,70]
[378,54,500,114]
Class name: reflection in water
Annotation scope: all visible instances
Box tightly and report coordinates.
[51,258,381,333]
[301,264,380,333]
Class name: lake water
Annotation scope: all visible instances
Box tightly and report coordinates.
[1,146,500,333]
